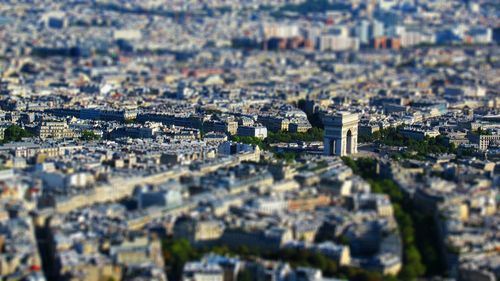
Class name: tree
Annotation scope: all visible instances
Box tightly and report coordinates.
[267,128,324,143]
[162,239,200,280]
[80,130,100,141]
[161,237,400,281]
[338,234,350,245]
[341,157,439,279]
[369,127,454,160]
[3,125,32,143]
[474,127,491,135]
[237,269,254,281]
[341,157,377,179]
[231,136,266,149]
[274,151,301,163]
[341,156,359,174]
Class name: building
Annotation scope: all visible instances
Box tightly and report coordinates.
[319,34,359,52]
[399,126,440,141]
[110,237,164,268]
[218,141,259,157]
[134,183,183,209]
[288,122,312,133]
[237,125,268,139]
[36,121,75,140]
[258,116,290,132]
[468,133,500,150]
[182,261,224,281]
[323,112,358,156]
[174,218,225,245]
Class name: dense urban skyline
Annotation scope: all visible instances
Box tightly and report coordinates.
[0,1,498,281]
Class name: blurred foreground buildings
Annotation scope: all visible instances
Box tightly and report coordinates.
[0,0,498,281]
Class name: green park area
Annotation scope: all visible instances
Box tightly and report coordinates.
[342,157,447,279]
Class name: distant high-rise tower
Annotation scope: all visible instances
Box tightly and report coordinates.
[323,112,359,156]
[367,0,377,18]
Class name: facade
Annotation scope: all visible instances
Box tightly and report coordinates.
[174,219,225,245]
[36,121,75,140]
[237,125,268,139]
[110,238,164,268]
[323,112,359,156]
[469,133,500,150]
[182,262,224,281]
[80,108,137,122]
[288,122,311,133]
[399,126,440,141]
[258,116,289,132]
[319,34,360,51]
[203,120,238,135]
[135,186,183,209]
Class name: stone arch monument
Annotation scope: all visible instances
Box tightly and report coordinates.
[323,112,359,156]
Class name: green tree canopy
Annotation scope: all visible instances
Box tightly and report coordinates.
[3,125,32,143]
[80,130,100,141]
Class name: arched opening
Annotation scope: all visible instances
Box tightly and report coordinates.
[346,129,353,154]
[329,139,336,155]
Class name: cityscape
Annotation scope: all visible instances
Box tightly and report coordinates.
[0,0,499,281]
